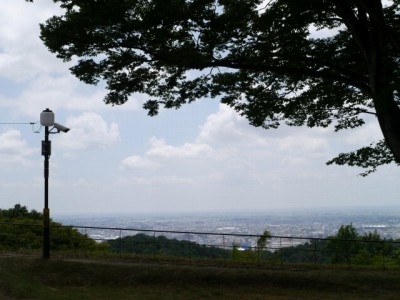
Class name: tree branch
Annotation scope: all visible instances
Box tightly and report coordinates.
[208,58,371,93]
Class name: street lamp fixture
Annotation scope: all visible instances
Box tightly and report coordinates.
[40,108,70,259]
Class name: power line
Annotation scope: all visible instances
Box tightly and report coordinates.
[0,122,41,133]
[0,122,37,125]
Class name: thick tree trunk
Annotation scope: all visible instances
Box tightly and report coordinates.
[334,0,400,163]
[374,96,400,162]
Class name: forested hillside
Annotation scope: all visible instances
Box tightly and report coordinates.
[0,204,103,251]
[107,233,229,259]
[276,224,400,266]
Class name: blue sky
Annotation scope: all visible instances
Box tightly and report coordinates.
[0,0,399,215]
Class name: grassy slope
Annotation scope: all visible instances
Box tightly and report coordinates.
[0,256,400,299]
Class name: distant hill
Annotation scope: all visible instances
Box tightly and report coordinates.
[107,233,230,259]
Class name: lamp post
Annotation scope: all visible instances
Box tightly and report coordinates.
[40,108,70,259]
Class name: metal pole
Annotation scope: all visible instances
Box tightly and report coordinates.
[43,126,50,259]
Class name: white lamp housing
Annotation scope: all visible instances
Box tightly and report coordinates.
[40,108,55,127]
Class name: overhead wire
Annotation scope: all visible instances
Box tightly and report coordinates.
[0,122,36,125]
[0,121,41,133]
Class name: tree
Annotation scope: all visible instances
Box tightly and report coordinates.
[257,230,271,250]
[327,224,360,264]
[0,204,41,220]
[0,204,101,252]
[40,0,400,174]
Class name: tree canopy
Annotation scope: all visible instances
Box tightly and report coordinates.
[0,203,41,220]
[0,204,104,251]
[40,0,400,175]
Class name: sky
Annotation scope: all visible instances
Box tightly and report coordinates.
[0,0,399,216]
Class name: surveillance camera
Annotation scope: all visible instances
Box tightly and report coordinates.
[53,122,70,133]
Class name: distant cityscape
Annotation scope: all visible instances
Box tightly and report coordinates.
[56,207,400,249]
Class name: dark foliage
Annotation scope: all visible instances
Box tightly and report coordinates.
[108,233,229,259]
[277,224,400,265]
[40,1,400,174]
[0,204,101,251]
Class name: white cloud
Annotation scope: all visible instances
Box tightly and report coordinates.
[120,103,391,202]
[57,112,119,151]
[0,0,65,81]
[0,1,142,116]
[275,134,329,153]
[0,68,142,118]
[119,103,336,190]
[197,104,269,146]
[114,175,193,187]
[147,175,193,185]
[120,155,159,170]
[0,129,37,165]
[147,137,213,158]
[0,75,106,116]
[197,104,335,157]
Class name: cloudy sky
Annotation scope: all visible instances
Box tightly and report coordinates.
[0,0,399,216]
